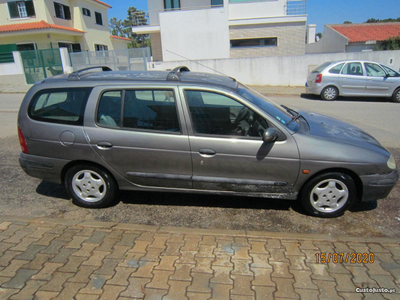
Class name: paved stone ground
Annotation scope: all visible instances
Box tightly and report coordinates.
[0,216,399,300]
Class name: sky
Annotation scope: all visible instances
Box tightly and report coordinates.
[105,0,400,34]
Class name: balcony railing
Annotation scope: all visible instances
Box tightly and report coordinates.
[131,4,224,27]
[286,0,307,15]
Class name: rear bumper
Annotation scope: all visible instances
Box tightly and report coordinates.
[305,83,323,95]
[19,152,69,184]
[360,169,399,202]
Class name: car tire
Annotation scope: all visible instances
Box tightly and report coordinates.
[392,88,400,103]
[64,164,117,208]
[300,172,356,218]
[321,86,338,101]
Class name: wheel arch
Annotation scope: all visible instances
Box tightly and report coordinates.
[392,86,400,101]
[321,84,340,96]
[61,160,119,189]
[299,167,363,202]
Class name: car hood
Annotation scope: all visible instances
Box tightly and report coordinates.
[299,110,384,149]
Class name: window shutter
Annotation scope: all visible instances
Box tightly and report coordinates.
[26,1,36,17]
[8,2,19,18]
[64,5,71,20]
[54,2,61,18]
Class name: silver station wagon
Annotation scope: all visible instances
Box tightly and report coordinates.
[18,66,398,218]
[306,60,400,101]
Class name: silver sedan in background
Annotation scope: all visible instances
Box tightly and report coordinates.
[306,60,400,102]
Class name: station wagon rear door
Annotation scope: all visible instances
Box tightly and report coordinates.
[83,86,193,189]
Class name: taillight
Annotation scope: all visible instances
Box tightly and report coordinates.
[315,74,322,83]
[18,127,28,154]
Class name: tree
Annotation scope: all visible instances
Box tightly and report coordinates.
[109,7,150,48]
[122,7,149,48]
[109,17,124,37]
[343,21,352,24]
[365,17,400,23]
[380,36,400,50]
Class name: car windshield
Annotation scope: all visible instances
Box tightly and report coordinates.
[312,62,332,73]
[236,84,300,132]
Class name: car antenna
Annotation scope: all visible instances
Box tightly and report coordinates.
[165,49,231,78]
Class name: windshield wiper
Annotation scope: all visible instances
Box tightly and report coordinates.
[281,105,302,125]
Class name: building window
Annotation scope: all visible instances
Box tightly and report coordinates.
[164,0,180,11]
[8,1,35,19]
[54,2,71,20]
[211,0,223,6]
[82,8,91,17]
[95,44,108,57]
[95,12,103,25]
[230,38,278,48]
[58,42,81,53]
[17,43,36,51]
[95,44,108,51]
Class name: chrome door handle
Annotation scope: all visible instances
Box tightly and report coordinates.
[199,149,216,157]
[97,142,113,149]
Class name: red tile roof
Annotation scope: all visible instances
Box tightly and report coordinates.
[329,23,400,42]
[0,20,85,34]
[93,0,112,8]
[110,35,131,41]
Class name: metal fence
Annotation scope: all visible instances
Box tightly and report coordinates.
[69,48,151,72]
[20,49,63,84]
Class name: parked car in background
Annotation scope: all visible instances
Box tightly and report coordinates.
[306,60,400,102]
[18,66,398,218]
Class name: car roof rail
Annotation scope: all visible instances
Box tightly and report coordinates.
[68,66,112,81]
[166,66,190,81]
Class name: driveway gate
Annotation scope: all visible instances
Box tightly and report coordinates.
[20,49,63,84]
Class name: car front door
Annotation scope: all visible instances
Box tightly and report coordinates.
[180,87,300,196]
[339,62,367,96]
[83,86,192,189]
[365,62,396,96]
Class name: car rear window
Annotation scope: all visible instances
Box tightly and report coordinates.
[329,63,344,74]
[29,88,92,125]
[312,62,332,73]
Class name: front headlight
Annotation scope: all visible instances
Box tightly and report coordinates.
[387,155,396,170]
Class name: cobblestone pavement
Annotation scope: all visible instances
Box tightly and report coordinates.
[0,216,399,300]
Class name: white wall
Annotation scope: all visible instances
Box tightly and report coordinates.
[149,50,400,86]
[0,52,24,76]
[229,0,286,20]
[159,8,230,61]
[306,25,348,54]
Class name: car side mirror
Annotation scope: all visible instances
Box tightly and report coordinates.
[262,128,278,143]
[385,73,390,78]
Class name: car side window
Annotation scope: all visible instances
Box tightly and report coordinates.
[365,63,386,77]
[185,90,268,138]
[341,62,364,76]
[329,63,344,74]
[97,91,122,128]
[123,90,180,132]
[29,88,91,125]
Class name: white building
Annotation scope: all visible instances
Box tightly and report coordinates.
[132,0,307,61]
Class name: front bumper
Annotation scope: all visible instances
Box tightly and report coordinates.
[360,169,399,202]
